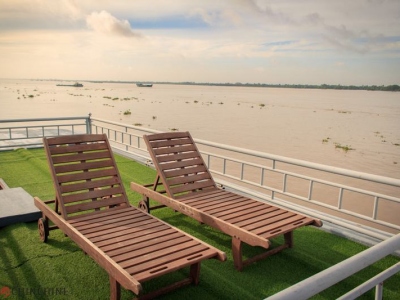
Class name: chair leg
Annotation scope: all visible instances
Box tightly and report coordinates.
[232,237,243,271]
[284,231,293,248]
[138,196,150,213]
[109,275,121,300]
[190,263,201,285]
[232,233,294,271]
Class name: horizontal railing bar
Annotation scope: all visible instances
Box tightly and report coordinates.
[266,234,400,300]
[0,123,85,131]
[0,116,90,123]
[337,262,400,300]
[0,143,43,149]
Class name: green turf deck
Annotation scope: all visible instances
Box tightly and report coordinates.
[0,148,399,299]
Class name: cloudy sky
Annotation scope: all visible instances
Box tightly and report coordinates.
[0,0,399,85]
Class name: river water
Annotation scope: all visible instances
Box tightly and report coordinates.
[1,79,399,229]
[2,79,399,178]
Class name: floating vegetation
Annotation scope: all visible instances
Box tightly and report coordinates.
[322,137,331,143]
[338,110,351,114]
[28,95,34,98]
[334,143,355,152]
[152,116,157,120]
[323,138,354,152]
[169,128,178,131]
[134,123,142,126]
[103,96,112,99]
[123,109,131,115]
[218,102,224,105]
[259,103,265,108]
[194,100,198,104]
[393,143,400,146]
[112,97,119,101]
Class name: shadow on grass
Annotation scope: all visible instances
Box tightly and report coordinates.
[0,223,52,300]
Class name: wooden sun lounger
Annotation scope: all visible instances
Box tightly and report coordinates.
[34,134,226,300]
[130,131,322,271]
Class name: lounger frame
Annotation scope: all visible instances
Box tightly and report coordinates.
[34,134,225,299]
[131,131,322,271]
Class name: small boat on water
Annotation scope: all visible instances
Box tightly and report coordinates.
[56,82,84,87]
[136,83,153,87]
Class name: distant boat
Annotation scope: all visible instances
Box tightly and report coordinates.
[56,82,84,87]
[136,83,153,87]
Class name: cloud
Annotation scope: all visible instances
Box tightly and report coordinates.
[86,10,141,37]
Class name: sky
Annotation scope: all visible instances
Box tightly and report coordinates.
[0,0,399,85]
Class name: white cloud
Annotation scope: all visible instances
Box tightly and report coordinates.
[0,1,399,84]
[86,10,141,37]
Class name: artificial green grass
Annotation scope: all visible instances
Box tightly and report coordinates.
[0,148,399,299]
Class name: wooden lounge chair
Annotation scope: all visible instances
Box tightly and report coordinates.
[130,131,322,271]
[34,134,226,300]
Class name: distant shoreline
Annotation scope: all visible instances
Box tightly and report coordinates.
[26,78,400,92]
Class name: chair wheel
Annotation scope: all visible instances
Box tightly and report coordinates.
[38,218,49,243]
[138,200,149,213]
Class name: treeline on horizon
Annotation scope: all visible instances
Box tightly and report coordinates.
[84,80,400,92]
[42,79,400,92]
[169,82,400,91]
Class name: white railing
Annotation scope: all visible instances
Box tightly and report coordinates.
[0,115,92,149]
[90,117,400,238]
[266,233,400,300]
[2,116,399,238]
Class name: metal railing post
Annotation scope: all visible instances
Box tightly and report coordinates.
[86,113,92,134]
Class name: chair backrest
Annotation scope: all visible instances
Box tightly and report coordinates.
[144,131,218,199]
[43,134,129,220]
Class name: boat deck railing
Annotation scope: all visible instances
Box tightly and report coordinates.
[1,115,399,239]
[89,117,400,239]
[266,233,400,300]
[0,114,399,299]
[0,115,91,149]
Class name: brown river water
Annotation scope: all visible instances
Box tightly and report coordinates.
[1,79,399,230]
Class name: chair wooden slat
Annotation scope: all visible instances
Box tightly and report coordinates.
[48,142,108,155]
[57,168,117,184]
[167,172,212,186]
[153,144,198,156]
[54,159,114,174]
[51,150,111,164]
[60,177,120,193]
